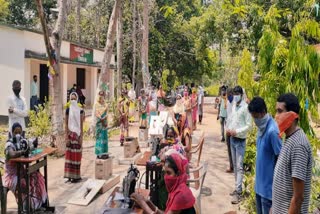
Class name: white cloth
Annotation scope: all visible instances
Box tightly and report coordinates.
[198,87,204,104]
[31,81,38,97]
[68,99,81,137]
[128,89,136,100]
[226,100,252,139]
[7,95,28,133]
[173,100,184,114]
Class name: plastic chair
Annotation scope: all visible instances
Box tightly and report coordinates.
[190,132,205,167]
[187,161,208,214]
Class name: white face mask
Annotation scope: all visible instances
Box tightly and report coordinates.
[234,95,242,103]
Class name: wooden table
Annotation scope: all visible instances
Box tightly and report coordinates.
[100,186,150,214]
[10,147,56,214]
[135,151,152,166]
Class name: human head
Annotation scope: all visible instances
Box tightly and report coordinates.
[73,84,77,89]
[70,92,78,101]
[98,91,105,102]
[33,75,37,82]
[191,83,195,88]
[176,94,182,101]
[164,155,180,177]
[192,87,197,94]
[12,80,22,97]
[166,127,177,139]
[140,89,145,96]
[183,88,189,97]
[248,97,267,119]
[12,122,22,138]
[233,86,243,103]
[276,93,300,116]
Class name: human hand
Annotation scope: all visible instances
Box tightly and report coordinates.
[130,193,146,206]
[8,107,14,113]
[229,130,237,137]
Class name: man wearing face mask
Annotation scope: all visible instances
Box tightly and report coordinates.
[226,85,252,204]
[272,93,312,214]
[217,86,228,142]
[7,80,28,138]
[248,97,282,214]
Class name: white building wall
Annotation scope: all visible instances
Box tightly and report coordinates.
[0,25,26,117]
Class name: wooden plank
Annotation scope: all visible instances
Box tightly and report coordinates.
[28,159,47,174]
[68,179,105,206]
[99,174,120,194]
[10,147,57,163]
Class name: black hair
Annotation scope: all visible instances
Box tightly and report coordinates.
[33,75,37,78]
[12,122,22,133]
[165,155,179,175]
[233,85,243,95]
[191,83,195,88]
[277,93,300,114]
[12,80,21,87]
[248,97,267,114]
[165,126,177,138]
[73,84,77,87]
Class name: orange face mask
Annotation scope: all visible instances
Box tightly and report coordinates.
[275,111,299,137]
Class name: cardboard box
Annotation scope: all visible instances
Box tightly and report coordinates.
[124,137,140,158]
[95,158,113,180]
[139,128,148,142]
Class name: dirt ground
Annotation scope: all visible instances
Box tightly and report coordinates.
[6,105,243,214]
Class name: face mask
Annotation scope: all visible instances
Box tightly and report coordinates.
[254,114,269,136]
[14,134,21,143]
[13,88,21,97]
[167,137,175,144]
[275,111,299,137]
[228,95,233,103]
[233,95,241,103]
[71,100,77,105]
[184,92,188,97]
[164,174,178,193]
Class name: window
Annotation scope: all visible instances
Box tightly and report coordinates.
[77,68,86,89]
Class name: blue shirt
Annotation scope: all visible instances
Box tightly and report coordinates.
[255,116,282,200]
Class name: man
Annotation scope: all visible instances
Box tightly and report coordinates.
[225,87,234,173]
[248,97,282,214]
[272,93,312,214]
[226,85,252,204]
[197,85,204,125]
[76,85,86,106]
[30,75,38,111]
[7,80,28,137]
[217,86,227,142]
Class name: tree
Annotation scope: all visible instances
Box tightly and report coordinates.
[141,0,150,87]
[116,1,123,97]
[76,0,81,42]
[35,0,67,153]
[131,0,137,89]
[0,0,9,21]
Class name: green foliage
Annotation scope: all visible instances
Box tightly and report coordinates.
[27,101,52,138]
[0,0,9,21]
[160,69,169,91]
[205,85,219,96]
[237,49,256,99]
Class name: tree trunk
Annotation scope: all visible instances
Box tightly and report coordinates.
[116,2,123,98]
[76,0,81,42]
[141,0,150,88]
[35,0,67,154]
[132,0,137,90]
[91,0,122,131]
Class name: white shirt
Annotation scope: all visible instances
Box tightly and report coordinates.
[226,100,252,139]
[7,94,28,132]
[31,81,38,97]
[198,88,204,104]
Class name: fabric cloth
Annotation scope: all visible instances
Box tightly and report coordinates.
[30,96,38,111]
[191,94,198,124]
[255,116,282,200]
[275,111,299,137]
[272,129,312,214]
[4,140,47,210]
[173,99,184,115]
[68,99,82,137]
[165,154,195,213]
[256,194,272,214]
[226,100,234,127]
[220,117,226,140]
[226,100,252,139]
[65,108,83,179]
[31,81,38,97]
[226,135,233,170]
[230,137,246,194]
[95,101,108,155]
[7,94,28,133]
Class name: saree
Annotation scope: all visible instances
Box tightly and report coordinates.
[95,102,108,155]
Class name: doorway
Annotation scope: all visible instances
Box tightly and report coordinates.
[39,64,49,104]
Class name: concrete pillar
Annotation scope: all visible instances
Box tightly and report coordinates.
[62,64,68,106]
[91,67,98,108]
[24,59,31,109]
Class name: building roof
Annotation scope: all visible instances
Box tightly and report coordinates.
[25,50,116,69]
[0,22,105,52]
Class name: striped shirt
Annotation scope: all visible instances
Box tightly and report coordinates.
[272,129,312,214]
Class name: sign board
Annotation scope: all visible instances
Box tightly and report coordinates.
[70,44,94,64]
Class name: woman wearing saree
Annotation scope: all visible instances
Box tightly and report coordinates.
[183,89,193,134]
[191,88,198,131]
[157,85,166,112]
[131,153,196,214]
[118,90,130,146]
[64,92,85,183]
[95,91,109,158]
[176,114,192,162]
[4,123,48,211]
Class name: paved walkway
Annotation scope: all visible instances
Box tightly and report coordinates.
[6,105,241,214]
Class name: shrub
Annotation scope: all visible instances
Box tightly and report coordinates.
[205,85,220,96]
[27,101,52,138]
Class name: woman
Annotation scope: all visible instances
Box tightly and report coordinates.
[118,90,130,146]
[138,89,148,128]
[183,89,193,133]
[64,92,85,183]
[131,153,196,214]
[95,91,108,158]
[157,85,166,112]
[176,114,192,161]
[191,88,198,130]
[160,127,186,160]
[173,94,184,121]
[4,123,47,210]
